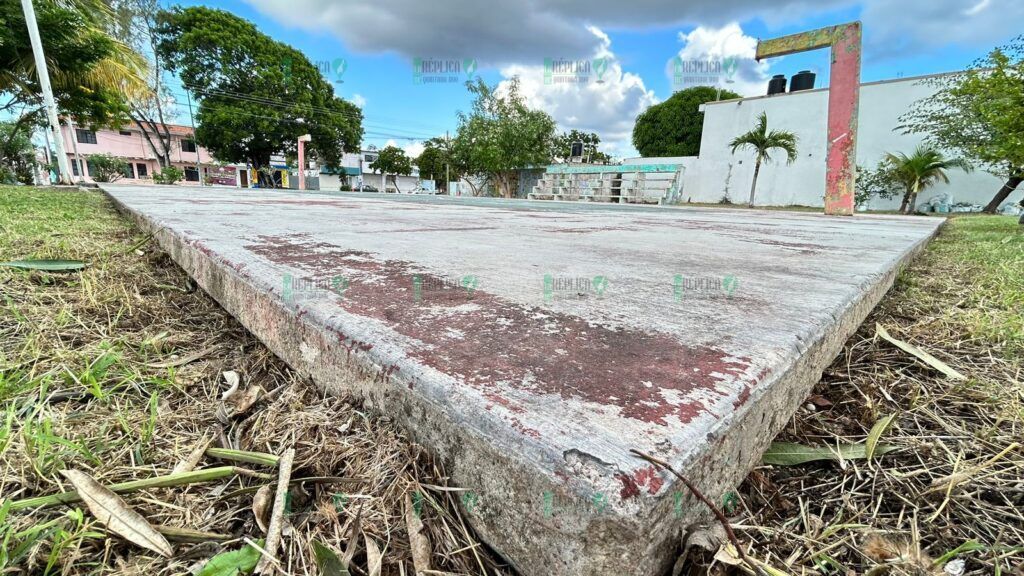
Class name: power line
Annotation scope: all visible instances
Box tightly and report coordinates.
[162,88,439,140]
[162,77,451,133]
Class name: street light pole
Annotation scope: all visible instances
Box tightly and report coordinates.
[20,0,72,184]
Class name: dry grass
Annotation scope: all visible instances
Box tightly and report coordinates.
[0,186,511,575]
[691,215,1023,576]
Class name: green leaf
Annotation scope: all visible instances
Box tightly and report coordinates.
[876,324,966,380]
[312,539,349,576]
[0,259,87,272]
[762,441,896,466]
[197,540,263,576]
[866,414,898,462]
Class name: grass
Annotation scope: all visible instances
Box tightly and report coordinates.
[0,186,509,575]
[727,214,1024,575]
[2,185,1021,575]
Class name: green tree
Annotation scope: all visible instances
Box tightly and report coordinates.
[453,77,556,198]
[110,0,178,167]
[900,35,1024,213]
[0,120,38,184]
[632,86,741,157]
[155,7,363,187]
[86,153,128,182]
[884,146,972,214]
[855,159,901,209]
[369,145,412,192]
[152,165,182,184]
[728,112,798,207]
[552,129,611,163]
[0,0,144,169]
[415,139,460,192]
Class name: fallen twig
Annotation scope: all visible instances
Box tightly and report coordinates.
[255,447,295,574]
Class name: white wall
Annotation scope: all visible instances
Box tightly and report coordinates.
[685,73,1021,210]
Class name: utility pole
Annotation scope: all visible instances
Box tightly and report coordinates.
[186,90,202,185]
[20,0,72,184]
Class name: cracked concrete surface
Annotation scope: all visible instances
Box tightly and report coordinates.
[102,185,944,575]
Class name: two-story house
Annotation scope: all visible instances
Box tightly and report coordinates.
[59,121,217,184]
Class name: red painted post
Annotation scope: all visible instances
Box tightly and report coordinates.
[297,134,312,191]
[756,22,861,216]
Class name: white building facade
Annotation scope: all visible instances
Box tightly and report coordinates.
[676,72,1021,211]
[319,149,424,193]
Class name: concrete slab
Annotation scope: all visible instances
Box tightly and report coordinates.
[102,185,944,575]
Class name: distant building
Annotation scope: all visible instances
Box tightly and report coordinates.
[58,121,216,184]
[320,148,423,192]
[682,71,1019,210]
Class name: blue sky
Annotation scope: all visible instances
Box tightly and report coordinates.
[160,0,1020,159]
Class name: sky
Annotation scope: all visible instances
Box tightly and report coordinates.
[159,0,1022,160]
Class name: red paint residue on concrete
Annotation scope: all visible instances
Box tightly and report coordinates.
[616,472,642,500]
[245,235,755,428]
[632,465,665,495]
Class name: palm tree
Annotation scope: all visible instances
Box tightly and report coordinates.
[885,146,972,214]
[729,112,798,207]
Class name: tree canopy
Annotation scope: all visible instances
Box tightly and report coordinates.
[632,86,740,157]
[369,145,412,190]
[900,34,1024,212]
[452,77,555,197]
[552,129,611,164]
[155,7,362,183]
[415,137,461,191]
[1,0,144,171]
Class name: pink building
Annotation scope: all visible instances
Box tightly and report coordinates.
[59,121,219,184]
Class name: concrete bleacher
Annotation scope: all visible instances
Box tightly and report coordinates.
[528,163,686,205]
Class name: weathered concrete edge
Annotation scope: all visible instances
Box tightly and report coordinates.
[103,188,944,575]
[103,191,663,573]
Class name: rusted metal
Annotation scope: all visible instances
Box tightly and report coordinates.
[756,22,861,216]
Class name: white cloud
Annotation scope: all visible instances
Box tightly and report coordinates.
[240,0,850,64]
[497,27,657,159]
[350,93,367,108]
[381,138,426,159]
[403,141,425,158]
[861,0,1024,58]
[670,23,772,97]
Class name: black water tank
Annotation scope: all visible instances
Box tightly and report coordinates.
[790,70,816,92]
[767,74,787,95]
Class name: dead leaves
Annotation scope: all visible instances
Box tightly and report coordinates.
[61,469,173,557]
[216,370,264,423]
[404,493,431,574]
[875,324,966,380]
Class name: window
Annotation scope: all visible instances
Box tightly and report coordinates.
[136,163,148,177]
[75,129,97,144]
[184,167,200,181]
[180,139,197,153]
[364,154,377,163]
[71,159,80,176]
[121,163,135,179]
[119,130,132,136]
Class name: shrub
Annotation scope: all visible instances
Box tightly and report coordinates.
[152,165,184,185]
[855,160,901,209]
[86,154,128,182]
